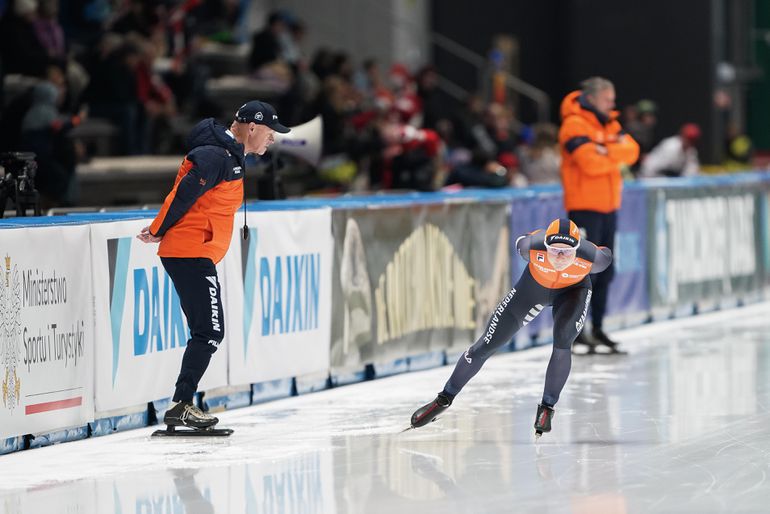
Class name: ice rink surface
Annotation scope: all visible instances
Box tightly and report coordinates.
[2,302,770,514]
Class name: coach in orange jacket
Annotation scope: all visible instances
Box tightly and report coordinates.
[136,100,290,429]
[559,77,639,353]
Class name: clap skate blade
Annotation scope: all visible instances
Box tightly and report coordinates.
[152,424,233,437]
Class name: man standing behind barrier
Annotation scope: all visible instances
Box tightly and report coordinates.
[559,77,639,354]
[137,100,289,431]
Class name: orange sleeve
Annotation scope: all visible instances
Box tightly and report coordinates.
[149,158,194,236]
[607,133,640,166]
[560,117,628,177]
[569,144,621,177]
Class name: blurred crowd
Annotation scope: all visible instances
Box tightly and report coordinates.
[0,0,757,208]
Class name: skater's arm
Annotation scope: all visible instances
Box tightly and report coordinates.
[515,230,541,261]
[589,243,613,273]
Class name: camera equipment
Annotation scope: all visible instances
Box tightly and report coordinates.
[0,152,41,217]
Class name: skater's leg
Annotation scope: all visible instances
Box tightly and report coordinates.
[411,287,529,429]
[444,285,542,396]
[161,257,225,403]
[541,285,591,406]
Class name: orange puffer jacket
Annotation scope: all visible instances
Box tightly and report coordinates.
[150,118,245,264]
[558,91,639,213]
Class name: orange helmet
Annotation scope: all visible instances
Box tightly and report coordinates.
[545,218,580,247]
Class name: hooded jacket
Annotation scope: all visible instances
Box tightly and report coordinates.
[558,91,639,213]
[150,118,245,264]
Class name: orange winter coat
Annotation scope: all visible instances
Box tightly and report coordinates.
[149,118,245,264]
[558,91,639,213]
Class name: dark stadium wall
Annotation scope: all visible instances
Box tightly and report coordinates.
[431,0,719,162]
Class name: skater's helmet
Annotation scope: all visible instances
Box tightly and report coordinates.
[545,218,580,248]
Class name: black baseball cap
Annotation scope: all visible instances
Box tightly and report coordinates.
[234,100,291,133]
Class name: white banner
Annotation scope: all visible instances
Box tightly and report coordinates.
[0,226,95,439]
[223,209,332,385]
[90,219,228,412]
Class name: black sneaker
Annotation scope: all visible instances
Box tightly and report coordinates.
[411,393,452,428]
[534,403,554,437]
[164,401,219,429]
[592,328,626,354]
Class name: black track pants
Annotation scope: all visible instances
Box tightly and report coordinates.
[161,257,224,403]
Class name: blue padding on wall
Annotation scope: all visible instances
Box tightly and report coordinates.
[407,351,446,372]
[0,436,23,455]
[203,390,252,411]
[152,398,173,421]
[27,426,89,449]
[90,411,149,437]
[330,367,368,387]
[295,374,331,395]
[373,358,409,378]
[251,378,294,404]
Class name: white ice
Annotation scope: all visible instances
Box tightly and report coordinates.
[2,302,770,514]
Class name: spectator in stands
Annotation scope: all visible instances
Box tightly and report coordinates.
[0,52,4,107]
[559,76,639,353]
[519,122,561,185]
[377,117,441,190]
[84,38,142,155]
[318,75,356,155]
[483,102,517,156]
[278,14,304,66]
[33,0,89,112]
[724,121,753,169]
[134,36,177,154]
[20,80,82,206]
[451,93,490,152]
[0,64,66,153]
[249,10,286,72]
[32,0,65,63]
[416,64,446,130]
[110,0,162,38]
[353,57,384,107]
[626,99,658,174]
[640,122,701,178]
[310,47,335,81]
[444,148,519,189]
[499,151,528,188]
[0,0,54,77]
[187,0,239,42]
[380,63,421,127]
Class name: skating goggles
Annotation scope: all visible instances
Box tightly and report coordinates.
[544,241,578,256]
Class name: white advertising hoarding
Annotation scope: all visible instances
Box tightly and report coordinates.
[0,225,94,439]
[223,209,333,385]
[90,219,228,412]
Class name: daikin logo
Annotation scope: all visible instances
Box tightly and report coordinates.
[107,238,188,387]
[241,228,322,358]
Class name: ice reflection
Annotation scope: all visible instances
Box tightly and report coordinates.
[1,304,769,514]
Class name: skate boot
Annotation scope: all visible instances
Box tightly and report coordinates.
[534,403,554,439]
[411,393,453,428]
[163,401,219,429]
[592,328,627,354]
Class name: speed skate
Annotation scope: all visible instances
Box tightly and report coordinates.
[151,425,233,437]
[151,400,231,437]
